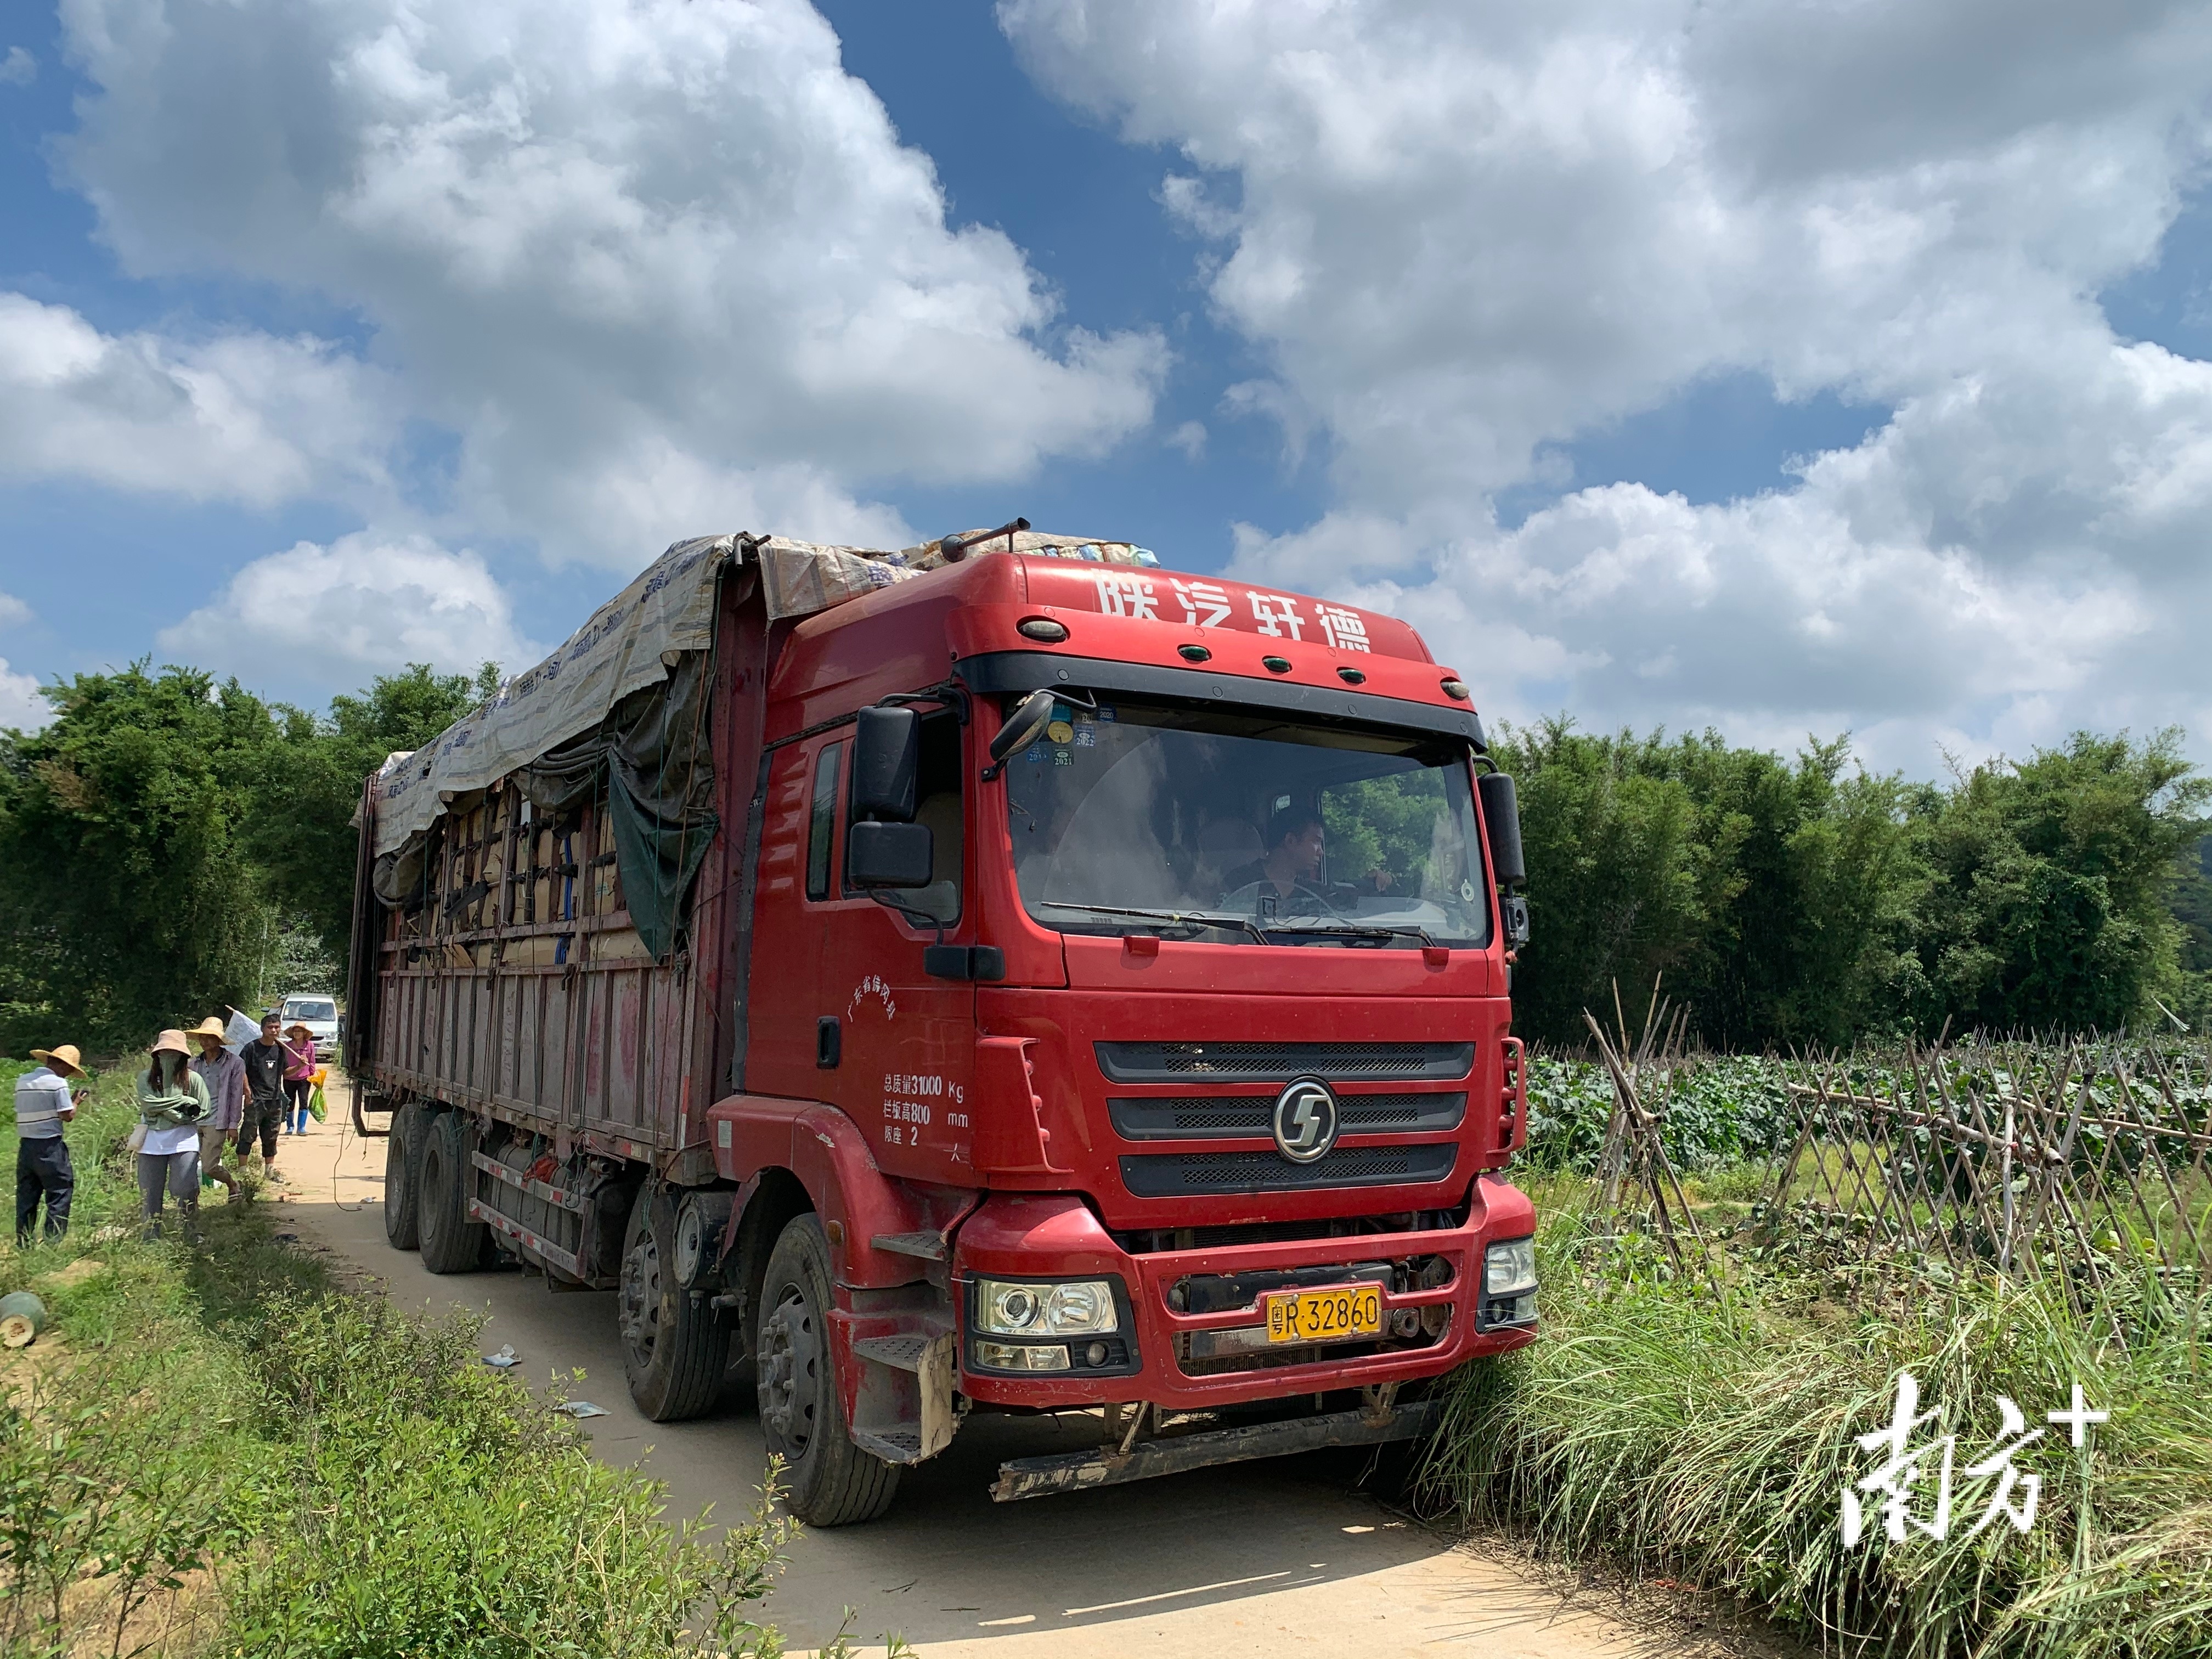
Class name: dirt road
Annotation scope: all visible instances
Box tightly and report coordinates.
[268,1084,1687,1659]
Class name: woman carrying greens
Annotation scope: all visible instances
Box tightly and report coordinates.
[137,1029,210,1240]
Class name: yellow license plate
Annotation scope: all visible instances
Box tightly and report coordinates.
[1264,1283,1384,1344]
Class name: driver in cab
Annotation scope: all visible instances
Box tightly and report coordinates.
[1220,806,1331,915]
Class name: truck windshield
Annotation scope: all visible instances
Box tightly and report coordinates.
[1005,695,1491,949]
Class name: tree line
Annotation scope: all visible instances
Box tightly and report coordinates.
[2,661,2206,1055]
[1496,719,2211,1048]
[0,661,495,1054]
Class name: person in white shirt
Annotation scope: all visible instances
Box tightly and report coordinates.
[14,1043,87,1245]
[135,1030,210,1240]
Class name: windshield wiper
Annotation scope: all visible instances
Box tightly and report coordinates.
[1034,899,1268,946]
[1261,919,1439,949]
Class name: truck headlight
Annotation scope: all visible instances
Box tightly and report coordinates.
[1483,1237,1537,1295]
[973,1278,1120,1336]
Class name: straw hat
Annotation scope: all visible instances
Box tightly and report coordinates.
[29,1045,84,1079]
[284,1023,315,1041]
[150,1029,192,1058]
[189,1017,228,1044]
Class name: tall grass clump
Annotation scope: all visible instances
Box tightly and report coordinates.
[1423,1179,2212,1658]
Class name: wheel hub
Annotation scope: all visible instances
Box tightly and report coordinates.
[618,1229,662,1365]
[757,1284,821,1454]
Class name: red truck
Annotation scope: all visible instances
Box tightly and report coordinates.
[346,522,1537,1525]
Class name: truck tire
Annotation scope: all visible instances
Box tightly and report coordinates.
[757,1215,900,1526]
[382,1102,427,1250]
[418,1111,487,1274]
[618,1183,730,1422]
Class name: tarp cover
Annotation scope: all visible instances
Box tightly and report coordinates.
[366,527,1156,955]
[508,650,719,962]
[371,534,740,858]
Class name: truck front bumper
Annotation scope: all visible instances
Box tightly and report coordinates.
[951,1174,1536,1413]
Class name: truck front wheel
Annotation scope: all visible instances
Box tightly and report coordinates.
[757,1215,900,1526]
[417,1111,488,1273]
[382,1102,427,1251]
[618,1183,730,1422]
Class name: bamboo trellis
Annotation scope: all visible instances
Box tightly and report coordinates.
[1579,991,2212,1317]
[1765,1038,2212,1314]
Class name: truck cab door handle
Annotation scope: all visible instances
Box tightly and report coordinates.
[816,1016,842,1069]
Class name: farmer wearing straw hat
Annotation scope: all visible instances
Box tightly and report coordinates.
[136,1029,210,1239]
[280,1022,317,1135]
[14,1042,87,1245]
[188,1017,245,1197]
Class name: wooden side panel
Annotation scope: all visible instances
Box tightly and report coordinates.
[610,972,642,1131]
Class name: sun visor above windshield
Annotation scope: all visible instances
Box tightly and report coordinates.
[958,653,1485,749]
[1019,561,1432,664]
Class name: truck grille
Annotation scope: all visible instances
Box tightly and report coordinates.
[1094,1041,1474,1083]
[1119,1143,1458,1197]
[1108,1092,1466,1141]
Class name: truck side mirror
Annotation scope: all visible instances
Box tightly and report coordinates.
[1477,771,1526,889]
[851,707,920,822]
[1477,771,1530,950]
[983,689,1058,779]
[848,820,934,888]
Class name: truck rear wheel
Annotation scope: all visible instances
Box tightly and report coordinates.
[418,1111,487,1274]
[618,1183,730,1422]
[382,1102,427,1251]
[757,1215,899,1526]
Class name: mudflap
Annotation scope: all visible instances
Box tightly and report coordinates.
[989,1397,1440,1502]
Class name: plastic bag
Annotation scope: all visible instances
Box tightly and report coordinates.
[308,1084,328,1123]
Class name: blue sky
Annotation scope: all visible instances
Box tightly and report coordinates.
[3,1,2210,775]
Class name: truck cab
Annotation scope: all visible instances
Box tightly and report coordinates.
[708,548,1536,1521]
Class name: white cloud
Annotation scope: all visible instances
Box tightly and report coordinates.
[0,594,46,731]
[0,292,398,507]
[1167,419,1207,461]
[0,659,46,731]
[1002,0,2212,767]
[157,532,541,685]
[58,0,1167,566]
[0,47,34,87]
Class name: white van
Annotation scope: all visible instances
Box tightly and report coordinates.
[274,995,341,1060]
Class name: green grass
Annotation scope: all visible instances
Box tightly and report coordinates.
[1423,1174,2212,1659]
[2,1057,906,1658]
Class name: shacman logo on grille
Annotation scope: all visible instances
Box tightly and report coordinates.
[1272,1076,1340,1163]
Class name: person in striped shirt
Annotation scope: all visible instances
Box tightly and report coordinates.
[14,1043,87,1245]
